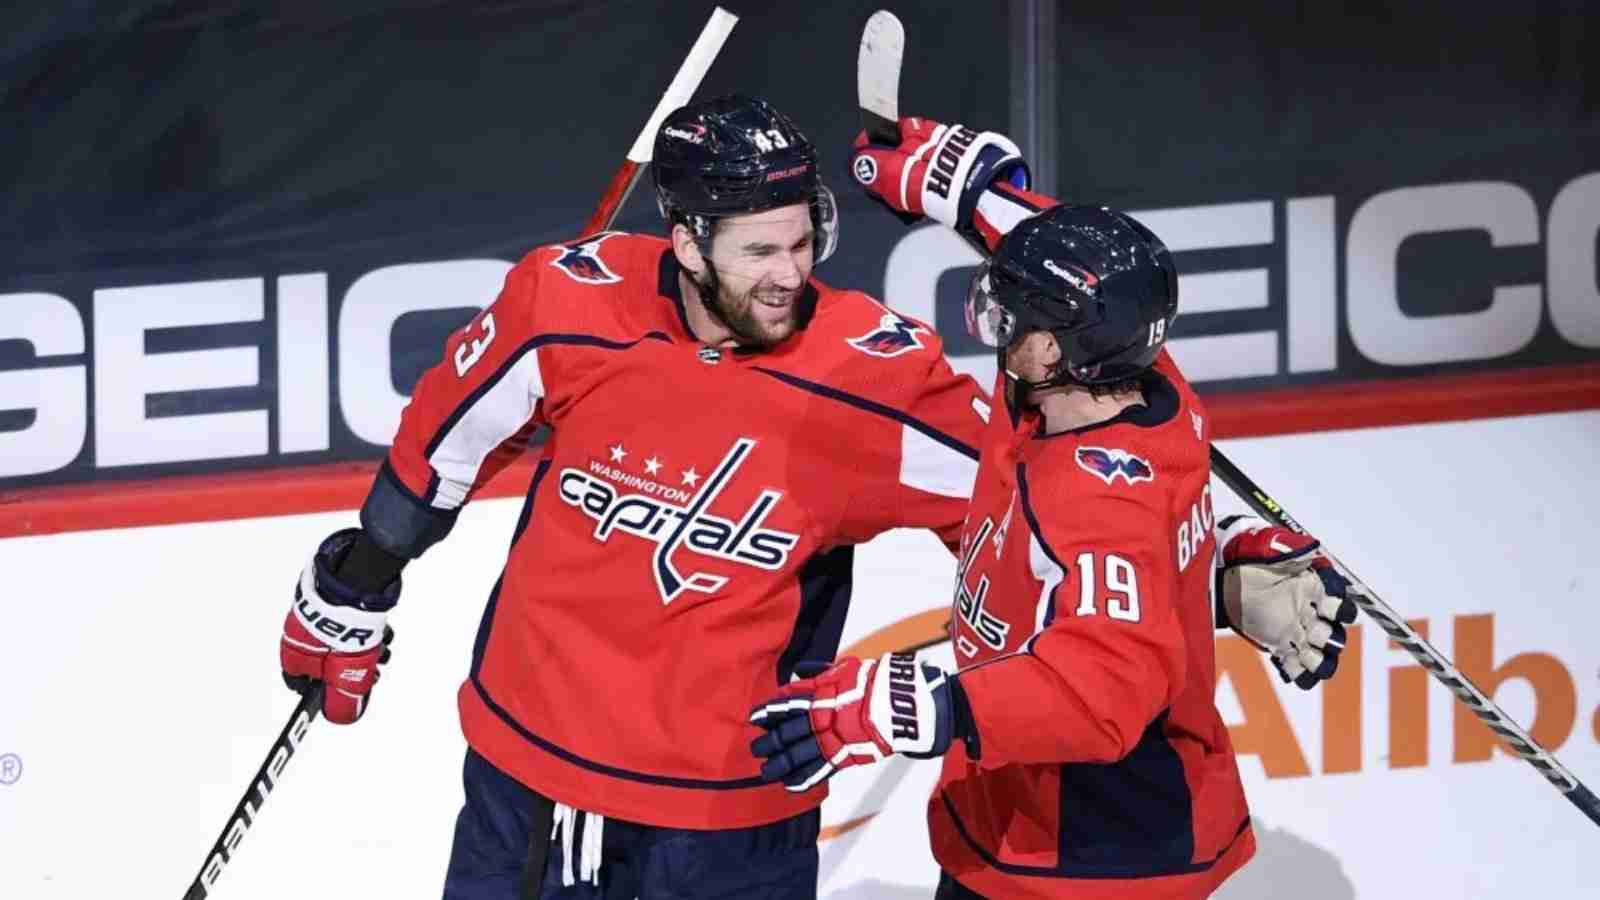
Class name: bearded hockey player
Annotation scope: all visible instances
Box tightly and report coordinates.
[278,96,1354,899]
[751,116,1359,900]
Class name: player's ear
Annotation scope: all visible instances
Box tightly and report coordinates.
[1040,331,1063,367]
[671,223,707,278]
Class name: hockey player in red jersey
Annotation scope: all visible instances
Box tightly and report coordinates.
[751,116,1359,900]
[278,94,1355,899]
[279,95,988,899]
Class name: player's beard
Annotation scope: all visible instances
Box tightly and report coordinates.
[695,263,806,349]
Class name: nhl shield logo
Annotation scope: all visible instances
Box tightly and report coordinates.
[848,313,927,359]
[551,232,623,285]
[1075,447,1156,485]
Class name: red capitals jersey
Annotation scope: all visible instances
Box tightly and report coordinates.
[374,232,988,829]
[928,353,1253,899]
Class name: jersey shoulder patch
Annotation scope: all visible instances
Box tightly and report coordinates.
[848,310,930,358]
[548,231,626,285]
[819,290,935,360]
[1075,446,1156,485]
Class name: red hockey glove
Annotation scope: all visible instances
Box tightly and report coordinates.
[749,652,962,792]
[280,529,400,724]
[1218,515,1359,690]
[849,116,1027,231]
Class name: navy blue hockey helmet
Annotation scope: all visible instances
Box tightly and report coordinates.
[652,94,838,263]
[966,204,1178,387]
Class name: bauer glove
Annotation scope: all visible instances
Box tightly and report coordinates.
[848,116,1028,232]
[280,528,399,723]
[1218,515,1359,690]
[749,652,966,792]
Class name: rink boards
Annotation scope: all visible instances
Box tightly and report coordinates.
[0,410,1595,899]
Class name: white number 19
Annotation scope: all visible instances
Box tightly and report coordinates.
[1073,551,1142,622]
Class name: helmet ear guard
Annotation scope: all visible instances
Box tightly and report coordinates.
[810,184,839,264]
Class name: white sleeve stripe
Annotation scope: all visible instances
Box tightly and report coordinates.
[1029,531,1067,634]
[899,423,979,499]
[976,188,1038,240]
[427,348,545,510]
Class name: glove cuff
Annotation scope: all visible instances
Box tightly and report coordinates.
[293,529,400,653]
[314,529,402,611]
[920,126,1024,231]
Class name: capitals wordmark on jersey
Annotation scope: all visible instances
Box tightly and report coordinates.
[557,438,800,604]
[952,516,1013,657]
[380,232,985,831]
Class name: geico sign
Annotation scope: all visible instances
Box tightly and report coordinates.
[884,173,1600,386]
[3,174,1598,480]
[0,261,510,478]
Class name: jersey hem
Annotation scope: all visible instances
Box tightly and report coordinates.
[458,680,826,830]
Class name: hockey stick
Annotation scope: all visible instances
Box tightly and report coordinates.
[1209,445,1600,828]
[580,6,739,236]
[180,14,737,897]
[858,10,905,146]
[181,684,324,899]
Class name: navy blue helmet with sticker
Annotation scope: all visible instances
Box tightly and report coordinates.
[652,94,838,263]
[966,204,1178,386]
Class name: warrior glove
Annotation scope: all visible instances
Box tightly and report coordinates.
[280,528,399,723]
[848,116,1027,234]
[749,652,971,792]
[1218,515,1360,690]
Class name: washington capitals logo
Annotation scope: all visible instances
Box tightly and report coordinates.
[551,232,623,285]
[848,313,927,359]
[556,438,800,604]
[1075,447,1156,485]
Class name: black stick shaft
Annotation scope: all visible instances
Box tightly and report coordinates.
[182,685,324,899]
[1209,445,1600,828]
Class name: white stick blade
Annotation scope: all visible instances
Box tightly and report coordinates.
[858,10,904,124]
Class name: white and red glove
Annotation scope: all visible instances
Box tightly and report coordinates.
[749,652,966,792]
[848,116,1027,230]
[280,528,399,724]
[1218,515,1359,689]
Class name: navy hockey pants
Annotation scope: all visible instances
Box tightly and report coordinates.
[443,748,820,899]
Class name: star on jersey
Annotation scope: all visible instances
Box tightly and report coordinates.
[557,439,801,604]
[681,467,701,487]
[644,456,662,475]
[610,443,627,462]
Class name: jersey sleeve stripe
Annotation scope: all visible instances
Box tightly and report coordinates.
[750,366,980,461]
[1028,532,1067,635]
[899,423,979,498]
[1017,463,1070,634]
[421,333,667,460]
[426,348,545,509]
[417,332,673,510]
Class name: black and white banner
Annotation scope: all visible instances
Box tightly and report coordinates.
[2,2,1596,488]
